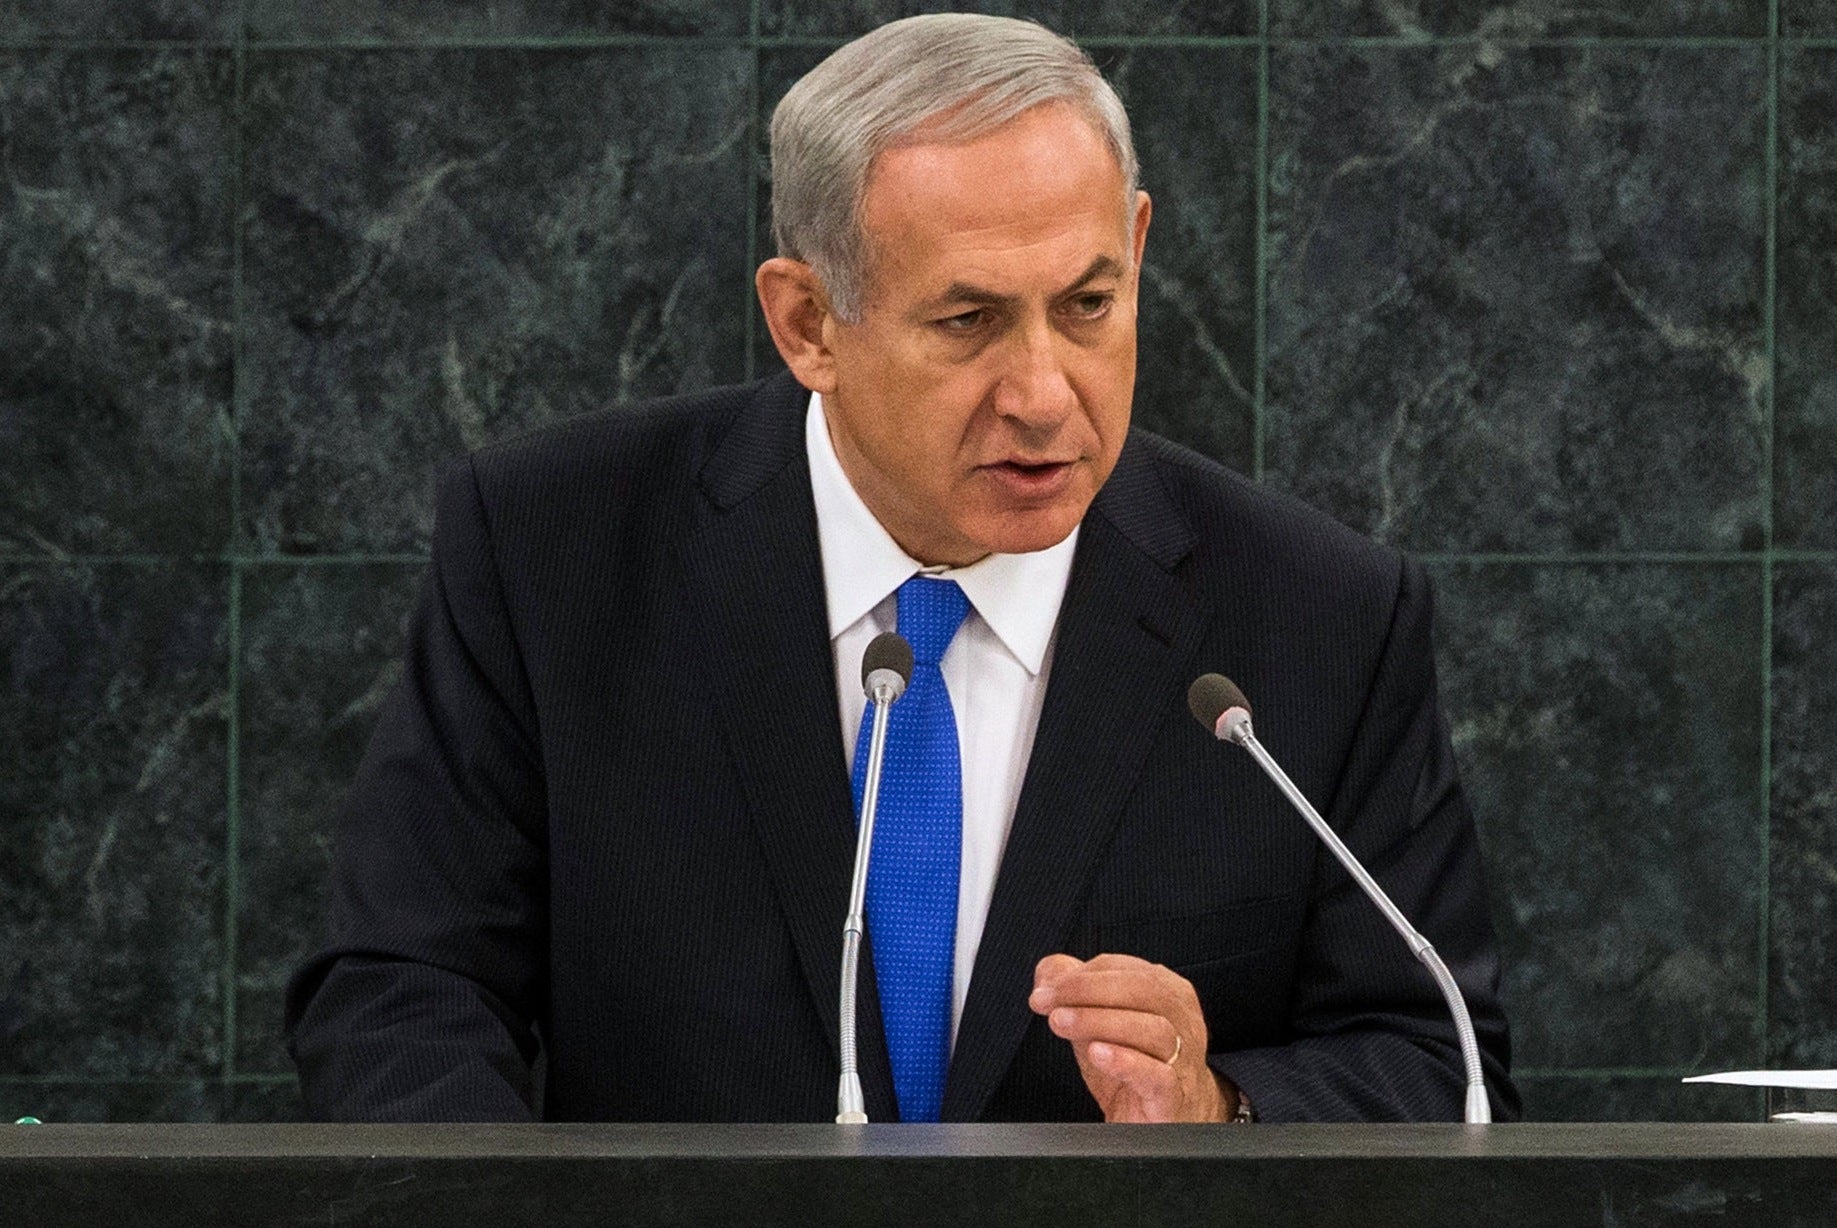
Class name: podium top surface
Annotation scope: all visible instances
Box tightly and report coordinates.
[3,1121,1835,1161]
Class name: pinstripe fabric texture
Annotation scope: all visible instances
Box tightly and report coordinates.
[286,370,1517,1124]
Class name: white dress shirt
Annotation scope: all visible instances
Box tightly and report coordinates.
[806,392,1079,1046]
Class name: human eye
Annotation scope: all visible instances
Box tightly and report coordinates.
[1065,291,1113,320]
[936,308,987,333]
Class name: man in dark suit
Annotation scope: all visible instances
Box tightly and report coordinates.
[286,14,1515,1125]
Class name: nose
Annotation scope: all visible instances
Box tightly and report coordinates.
[989,318,1077,433]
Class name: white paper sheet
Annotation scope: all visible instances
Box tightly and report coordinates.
[1682,1070,1837,1090]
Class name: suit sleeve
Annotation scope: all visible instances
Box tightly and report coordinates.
[284,455,549,1122]
[1210,557,1520,1122]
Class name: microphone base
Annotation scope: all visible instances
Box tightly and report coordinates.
[837,1072,868,1124]
[1465,1082,1493,1125]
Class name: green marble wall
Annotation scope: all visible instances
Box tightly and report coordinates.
[1,1,1830,1123]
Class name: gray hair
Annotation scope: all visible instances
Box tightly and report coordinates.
[769,14,1139,323]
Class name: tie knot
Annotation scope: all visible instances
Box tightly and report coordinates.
[896,576,970,666]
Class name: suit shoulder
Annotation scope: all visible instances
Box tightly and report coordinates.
[458,379,762,504]
[1128,430,1404,595]
[425,376,802,581]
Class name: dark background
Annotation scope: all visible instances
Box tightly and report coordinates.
[1,0,1831,1123]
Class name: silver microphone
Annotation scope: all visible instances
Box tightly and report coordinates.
[1187,673,1493,1125]
[837,632,914,1124]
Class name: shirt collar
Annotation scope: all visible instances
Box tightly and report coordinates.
[806,391,1078,677]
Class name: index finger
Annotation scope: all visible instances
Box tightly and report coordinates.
[1033,953,1086,989]
[1037,965,1190,1014]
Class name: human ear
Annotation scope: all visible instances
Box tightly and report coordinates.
[755,257,840,394]
[1130,190,1153,273]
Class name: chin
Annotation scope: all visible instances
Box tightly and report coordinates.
[975,509,1084,557]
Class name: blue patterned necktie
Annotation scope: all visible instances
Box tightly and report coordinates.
[851,575,970,1123]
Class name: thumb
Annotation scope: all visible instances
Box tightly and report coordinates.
[1030,953,1084,1008]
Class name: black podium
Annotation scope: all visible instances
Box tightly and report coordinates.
[4,1123,1836,1225]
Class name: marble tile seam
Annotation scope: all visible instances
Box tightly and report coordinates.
[8,553,1837,568]
[746,0,758,383]
[225,35,246,1085]
[1765,8,1778,557]
[0,40,236,50]
[1252,0,1269,483]
[0,35,1239,52]
[234,555,432,565]
[1258,36,1777,48]
[222,566,243,1083]
[230,37,245,561]
[1757,0,1779,1066]
[0,35,759,53]
[743,33,760,384]
[1758,554,1774,1062]
[1415,553,1801,566]
[759,35,1260,48]
[0,1075,296,1086]
[0,1069,1708,1082]
[0,555,433,566]
[240,35,761,50]
[748,34,1813,49]
[0,555,218,566]
[4,35,1823,53]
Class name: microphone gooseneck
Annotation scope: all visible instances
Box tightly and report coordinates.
[1188,673,1493,1126]
[837,631,914,1124]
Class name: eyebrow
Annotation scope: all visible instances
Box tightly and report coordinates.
[928,254,1127,312]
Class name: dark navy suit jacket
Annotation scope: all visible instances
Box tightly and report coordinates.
[285,370,1517,1123]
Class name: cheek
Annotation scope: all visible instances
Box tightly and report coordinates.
[908,379,994,449]
[1071,353,1136,432]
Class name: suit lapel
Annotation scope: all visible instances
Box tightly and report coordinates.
[942,435,1209,1121]
[680,372,898,1122]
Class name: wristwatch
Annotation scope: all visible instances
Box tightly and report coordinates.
[1230,1089,1255,1124]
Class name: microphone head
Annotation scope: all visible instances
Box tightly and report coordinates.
[861,631,913,702]
[1188,673,1253,743]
